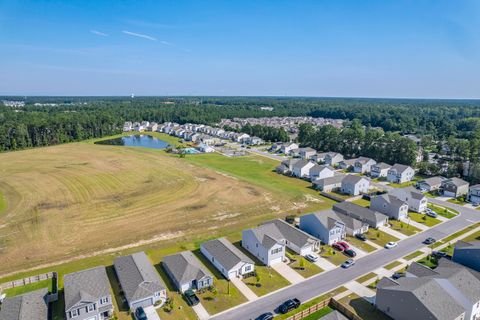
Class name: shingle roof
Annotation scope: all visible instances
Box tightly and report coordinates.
[259,219,319,249]
[407,262,439,278]
[391,186,425,200]
[469,184,480,191]
[162,251,212,286]
[310,209,365,232]
[201,237,253,271]
[389,163,412,174]
[64,266,111,311]
[374,193,407,209]
[292,159,313,169]
[333,202,387,226]
[114,252,165,304]
[0,288,48,320]
[455,240,480,249]
[419,176,445,187]
[373,162,391,170]
[354,157,374,165]
[341,175,368,185]
[442,177,469,188]
[313,174,346,186]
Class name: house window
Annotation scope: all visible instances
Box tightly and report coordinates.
[100,297,108,304]
[86,304,95,312]
[155,292,161,297]
[245,265,251,272]
[71,309,79,318]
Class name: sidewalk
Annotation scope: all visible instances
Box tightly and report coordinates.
[314,257,337,271]
[365,240,383,250]
[230,277,258,302]
[379,226,408,240]
[271,262,305,284]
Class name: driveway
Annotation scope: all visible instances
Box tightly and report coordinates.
[271,262,304,284]
[314,257,337,271]
[144,306,161,320]
[211,201,480,320]
[379,225,408,240]
[192,303,210,320]
[230,276,258,301]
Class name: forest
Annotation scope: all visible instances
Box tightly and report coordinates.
[2,96,480,153]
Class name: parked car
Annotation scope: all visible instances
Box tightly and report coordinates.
[344,249,357,257]
[341,259,355,268]
[332,243,345,252]
[279,298,301,314]
[426,211,438,218]
[305,253,319,262]
[184,289,200,306]
[392,272,406,280]
[432,250,448,258]
[424,237,436,245]
[355,233,367,241]
[472,202,479,207]
[135,307,148,320]
[337,241,350,250]
[256,312,274,320]
[385,241,398,249]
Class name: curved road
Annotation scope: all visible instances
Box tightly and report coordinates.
[211,200,480,320]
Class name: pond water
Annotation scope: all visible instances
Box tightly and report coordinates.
[95,135,170,149]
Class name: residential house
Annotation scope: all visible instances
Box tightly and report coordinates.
[370,194,409,220]
[298,147,317,160]
[452,241,480,272]
[291,160,315,179]
[390,187,428,213]
[441,177,469,198]
[123,121,133,132]
[337,159,357,171]
[201,237,255,279]
[324,152,344,166]
[276,158,301,175]
[280,142,299,155]
[242,225,286,266]
[468,184,480,204]
[341,175,370,196]
[64,266,114,320]
[248,137,264,145]
[376,259,480,320]
[417,176,446,192]
[333,202,388,228]
[0,288,49,320]
[313,152,329,163]
[300,210,346,245]
[312,175,346,192]
[269,142,282,153]
[147,122,158,132]
[162,251,213,293]
[370,162,391,178]
[353,157,377,174]
[318,311,348,320]
[198,143,215,153]
[114,252,167,310]
[387,164,415,184]
[309,165,335,182]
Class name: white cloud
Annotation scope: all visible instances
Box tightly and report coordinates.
[90,30,109,37]
[122,30,157,41]
[160,40,174,46]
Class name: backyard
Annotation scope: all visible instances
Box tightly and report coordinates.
[338,293,392,320]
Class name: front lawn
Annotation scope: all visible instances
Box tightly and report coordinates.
[346,236,377,253]
[286,250,323,278]
[2,278,54,297]
[447,198,466,205]
[242,264,290,297]
[302,307,335,320]
[351,198,370,207]
[388,220,420,236]
[320,246,351,266]
[338,293,392,320]
[418,255,438,268]
[388,181,416,188]
[427,203,458,219]
[462,229,480,242]
[384,260,403,270]
[365,229,399,247]
[408,212,441,227]
[403,250,424,261]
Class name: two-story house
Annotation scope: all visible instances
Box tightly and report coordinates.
[353,157,377,174]
[386,164,415,184]
[416,176,446,192]
[370,162,392,178]
[333,202,388,228]
[467,184,480,204]
[0,288,49,320]
[309,165,335,182]
[242,226,286,266]
[324,152,344,166]
[389,187,427,213]
[441,177,469,198]
[300,210,346,245]
[370,194,409,220]
[298,147,317,160]
[341,175,370,196]
[291,160,315,179]
[312,175,346,192]
[64,266,114,320]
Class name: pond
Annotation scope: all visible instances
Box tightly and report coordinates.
[95,135,170,149]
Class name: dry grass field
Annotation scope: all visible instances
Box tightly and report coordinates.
[0,138,330,275]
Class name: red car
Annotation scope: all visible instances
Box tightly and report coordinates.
[337,241,350,250]
[332,243,345,252]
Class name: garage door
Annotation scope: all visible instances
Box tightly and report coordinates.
[228,270,237,279]
[270,257,283,265]
[132,298,153,310]
[85,317,97,320]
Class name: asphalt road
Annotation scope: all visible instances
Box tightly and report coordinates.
[211,200,480,320]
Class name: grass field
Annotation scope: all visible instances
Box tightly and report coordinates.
[427,203,458,219]
[356,272,378,284]
[286,249,323,278]
[346,236,377,253]
[408,212,441,227]
[403,250,424,261]
[388,220,420,236]
[365,229,399,247]
[2,278,54,297]
[384,260,403,270]
[0,191,6,215]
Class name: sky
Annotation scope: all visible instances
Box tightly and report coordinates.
[0,0,479,98]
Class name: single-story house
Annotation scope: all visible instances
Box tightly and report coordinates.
[201,237,255,279]
[341,175,370,196]
[416,176,446,192]
[312,174,346,192]
[452,241,480,272]
[162,251,213,293]
[292,160,315,178]
[324,152,344,166]
[299,147,317,160]
[114,252,167,310]
[441,177,470,198]
[370,162,391,178]
[389,187,428,213]
[64,266,114,320]
[309,165,335,182]
[0,288,49,320]
[333,201,388,228]
[387,164,415,184]
[354,157,377,174]
[370,194,409,220]
[468,184,480,204]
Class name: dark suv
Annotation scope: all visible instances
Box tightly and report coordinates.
[184,289,200,306]
[134,307,148,320]
[279,298,301,314]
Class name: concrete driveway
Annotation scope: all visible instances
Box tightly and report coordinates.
[144,306,161,320]
[271,262,304,284]
[379,225,408,240]
[192,303,210,320]
[230,276,258,301]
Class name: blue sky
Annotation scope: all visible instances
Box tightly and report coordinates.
[0,0,479,98]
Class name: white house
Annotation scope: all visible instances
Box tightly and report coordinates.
[417,176,446,192]
[324,152,344,166]
[201,238,255,279]
[300,210,346,245]
[441,177,469,198]
[242,226,285,266]
[370,162,392,178]
[312,175,346,192]
[467,184,480,204]
[370,194,409,220]
[198,143,215,153]
[353,157,377,174]
[292,160,315,178]
[280,143,299,155]
[309,165,335,182]
[387,164,415,184]
[298,147,317,160]
[389,187,428,213]
[341,175,370,196]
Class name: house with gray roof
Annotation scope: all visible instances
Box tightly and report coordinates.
[162,251,213,293]
[377,259,480,320]
[370,194,409,220]
[0,288,48,320]
[201,237,254,279]
[354,157,377,174]
[300,210,346,245]
[453,241,480,272]
[64,266,113,320]
[114,252,167,310]
[291,159,315,178]
[337,158,357,171]
[387,164,415,184]
[417,176,446,192]
[370,162,392,178]
[390,186,428,212]
[340,175,370,196]
[441,177,470,198]
[309,165,335,182]
[298,147,317,160]
[318,310,348,320]
[333,202,388,228]
[467,184,480,204]
[324,152,344,166]
[312,174,346,192]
